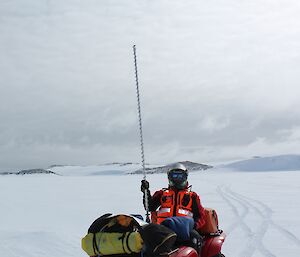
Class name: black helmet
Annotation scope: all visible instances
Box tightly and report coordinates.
[167,163,188,189]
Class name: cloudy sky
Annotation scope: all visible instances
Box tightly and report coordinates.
[1,0,300,170]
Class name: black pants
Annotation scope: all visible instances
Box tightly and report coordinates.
[175,229,203,254]
[189,229,203,254]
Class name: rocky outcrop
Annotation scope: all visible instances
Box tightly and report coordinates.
[129,161,213,174]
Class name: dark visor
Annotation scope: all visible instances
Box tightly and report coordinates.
[169,170,186,179]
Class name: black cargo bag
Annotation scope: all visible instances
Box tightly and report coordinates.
[140,223,177,256]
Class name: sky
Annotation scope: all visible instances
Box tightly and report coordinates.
[1,0,300,170]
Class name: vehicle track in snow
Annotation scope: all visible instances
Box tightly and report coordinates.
[217,186,300,257]
[226,187,300,246]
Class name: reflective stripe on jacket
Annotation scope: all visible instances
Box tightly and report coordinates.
[156,189,193,224]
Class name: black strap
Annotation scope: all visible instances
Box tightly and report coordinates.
[92,233,100,255]
[119,234,127,253]
[125,232,132,253]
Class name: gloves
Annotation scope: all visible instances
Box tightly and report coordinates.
[141,180,152,211]
[140,179,149,192]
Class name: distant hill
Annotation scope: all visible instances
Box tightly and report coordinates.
[0,161,213,176]
[221,154,300,171]
[47,163,152,176]
[4,155,300,175]
[0,169,57,175]
[48,161,213,176]
[129,161,213,174]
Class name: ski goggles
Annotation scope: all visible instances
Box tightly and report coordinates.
[169,170,187,180]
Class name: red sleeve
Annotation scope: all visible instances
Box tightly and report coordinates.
[148,190,163,211]
[191,192,206,230]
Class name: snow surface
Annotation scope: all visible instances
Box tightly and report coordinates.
[1,168,300,257]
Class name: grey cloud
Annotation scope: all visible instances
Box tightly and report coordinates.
[1,0,300,169]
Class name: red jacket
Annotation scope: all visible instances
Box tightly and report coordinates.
[146,185,206,230]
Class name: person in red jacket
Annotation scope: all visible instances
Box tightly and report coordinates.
[141,163,206,252]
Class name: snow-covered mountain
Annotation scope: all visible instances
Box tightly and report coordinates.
[0,168,57,175]
[220,154,300,171]
[2,155,300,175]
[0,161,212,176]
[129,161,213,174]
[47,161,212,176]
[47,163,146,176]
[0,163,143,176]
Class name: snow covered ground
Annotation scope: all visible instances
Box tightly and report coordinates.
[1,168,300,257]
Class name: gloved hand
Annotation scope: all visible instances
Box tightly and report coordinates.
[140,179,149,192]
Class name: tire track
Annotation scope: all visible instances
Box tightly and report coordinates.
[216,186,252,237]
[227,188,300,246]
[223,187,275,257]
[217,186,276,257]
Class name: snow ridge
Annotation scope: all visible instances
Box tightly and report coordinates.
[221,154,300,171]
